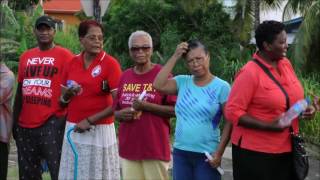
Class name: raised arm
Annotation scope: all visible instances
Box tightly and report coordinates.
[153,42,188,95]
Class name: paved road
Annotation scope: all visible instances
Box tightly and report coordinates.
[220,146,320,180]
[8,141,320,180]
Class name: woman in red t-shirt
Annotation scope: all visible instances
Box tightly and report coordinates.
[58,20,122,179]
[114,31,176,180]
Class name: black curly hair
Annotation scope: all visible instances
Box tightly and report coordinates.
[255,20,285,51]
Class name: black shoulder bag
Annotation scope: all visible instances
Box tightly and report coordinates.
[253,59,309,180]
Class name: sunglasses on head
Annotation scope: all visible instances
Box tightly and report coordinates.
[130,46,151,52]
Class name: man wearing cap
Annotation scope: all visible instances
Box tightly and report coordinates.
[13,15,74,180]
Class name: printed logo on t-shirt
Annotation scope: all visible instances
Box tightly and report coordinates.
[22,56,59,107]
[91,65,102,77]
[66,80,83,95]
[120,83,155,105]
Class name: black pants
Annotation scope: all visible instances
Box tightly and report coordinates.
[232,144,294,180]
[0,142,8,180]
[14,116,65,180]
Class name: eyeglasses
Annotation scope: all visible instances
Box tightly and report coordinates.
[130,46,151,52]
[186,57,205,66]
[84,35,103,42]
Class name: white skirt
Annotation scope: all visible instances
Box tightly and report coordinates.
[59,122,120,180]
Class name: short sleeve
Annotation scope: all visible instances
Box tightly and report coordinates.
[64,49,74,63]
[105,57,122,91]
[219,81,231,104]
[173,75,188,91]
[112,73,126,111]
[224,66,258,125]
[61,60,72,86]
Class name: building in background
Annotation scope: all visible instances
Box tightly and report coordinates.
[283,17,303,44]
[43,0,82,26]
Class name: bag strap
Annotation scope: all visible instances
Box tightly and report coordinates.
[252,59,294,132]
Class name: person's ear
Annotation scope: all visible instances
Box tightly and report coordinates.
[79,37,84,43]
[263,41,272,51]
[79,37,85,49]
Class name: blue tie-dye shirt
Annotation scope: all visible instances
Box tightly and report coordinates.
[173,75,230,153]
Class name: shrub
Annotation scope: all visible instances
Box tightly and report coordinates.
[299,73,320,145]
[103,0,239,77]
[54,26,81,54]
[5,60,19,74]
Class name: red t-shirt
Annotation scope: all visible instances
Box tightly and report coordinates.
[115,64,176,161]
[17,46,73,128]
[63,51,122,124]
[224,53,304,153]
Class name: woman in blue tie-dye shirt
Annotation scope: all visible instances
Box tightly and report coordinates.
[154,40,232,180]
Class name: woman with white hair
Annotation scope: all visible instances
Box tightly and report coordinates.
[114,30,176,180]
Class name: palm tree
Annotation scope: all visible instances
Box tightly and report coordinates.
[175,0,216,14]
[232,0,282,45]
[288,0,320,73]
[282,0,316,21]
[232,0,320,73]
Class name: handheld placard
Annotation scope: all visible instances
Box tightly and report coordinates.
[204,151,225,175]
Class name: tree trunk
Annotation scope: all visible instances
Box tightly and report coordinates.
[253,0,260,29]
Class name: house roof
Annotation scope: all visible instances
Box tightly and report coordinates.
[283,17,303,25]
[284,17,303,33]
[43,0,82,14]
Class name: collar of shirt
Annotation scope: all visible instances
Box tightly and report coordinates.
[80,50,106,63]
[252,52,287,71]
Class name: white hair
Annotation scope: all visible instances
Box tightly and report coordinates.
[128,30,153,49]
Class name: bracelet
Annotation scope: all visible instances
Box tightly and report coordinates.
[60,95,70,103]
[86,118,94,125]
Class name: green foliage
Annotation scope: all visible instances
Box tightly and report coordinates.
[8,0,39,11]
[299,73,320,145]
[104,0,239,77]
[0,3,20,38]
[232,0,254,46]
[282,0,316,21]
[5,60,19,74]
[74,10,91,21]
[54,26,81,54]
[0,3,20,61]
[0,5,43,62]
[0,38,20,60]
[290,0,320,74]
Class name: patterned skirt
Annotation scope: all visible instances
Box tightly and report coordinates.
[58,122,120,180]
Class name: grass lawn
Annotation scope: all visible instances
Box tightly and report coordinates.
[7,165,51,180]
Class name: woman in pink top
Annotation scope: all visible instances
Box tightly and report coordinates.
[224,21,316,180]
[0,60,15,180]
